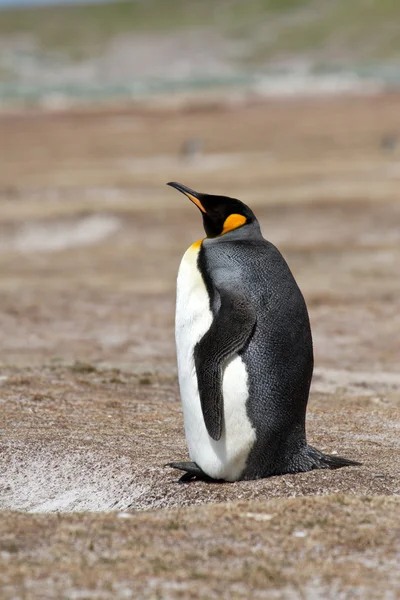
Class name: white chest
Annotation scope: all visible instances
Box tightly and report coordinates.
[175,242,256,481]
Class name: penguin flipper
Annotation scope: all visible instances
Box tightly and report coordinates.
[194,288,256,441]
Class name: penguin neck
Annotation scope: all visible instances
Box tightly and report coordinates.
[204,220,263,244]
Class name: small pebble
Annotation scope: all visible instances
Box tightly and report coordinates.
[293,530,307,538]
[240,512,274,521]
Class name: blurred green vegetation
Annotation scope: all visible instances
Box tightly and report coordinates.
[0,0,312,46]
[1,0,400,64]
[244,0,400,64]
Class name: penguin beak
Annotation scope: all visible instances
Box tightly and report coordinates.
[167,181,206,213]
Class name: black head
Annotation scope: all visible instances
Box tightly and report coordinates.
[167,182,257,238]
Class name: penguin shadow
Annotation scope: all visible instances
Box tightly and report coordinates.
[165,461,225,484]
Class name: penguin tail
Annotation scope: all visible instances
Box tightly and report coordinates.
[306,445,362,470]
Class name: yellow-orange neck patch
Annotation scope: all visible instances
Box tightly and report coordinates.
[190,238,204,251]
[221,214,247,235]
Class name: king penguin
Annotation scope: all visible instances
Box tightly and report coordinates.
[167,182,360,483]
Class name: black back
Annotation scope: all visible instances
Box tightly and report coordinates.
[199,222,314,479]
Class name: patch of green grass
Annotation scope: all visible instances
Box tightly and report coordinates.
[240,0,400,65]
[0,1,195,55]
[0,0,313,57]
[2,0,400,64]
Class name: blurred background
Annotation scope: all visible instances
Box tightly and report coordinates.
[1,0,399,372]
[2,0,400,105]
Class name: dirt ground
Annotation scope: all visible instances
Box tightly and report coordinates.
[0,94,399,599]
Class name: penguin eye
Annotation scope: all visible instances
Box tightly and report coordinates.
[220,214,247,235]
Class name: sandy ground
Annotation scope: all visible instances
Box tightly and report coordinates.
[0,95,399,598]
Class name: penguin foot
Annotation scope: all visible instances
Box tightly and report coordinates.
[288,445,362,473]
[166,461,222,484]
[306,446,362,470]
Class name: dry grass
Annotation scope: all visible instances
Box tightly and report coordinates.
[0,94,399,599]
[0,496,399,599]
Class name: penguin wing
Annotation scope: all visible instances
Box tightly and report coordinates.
[194,287,256,441]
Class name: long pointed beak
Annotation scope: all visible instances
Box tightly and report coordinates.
[167,181,206,213]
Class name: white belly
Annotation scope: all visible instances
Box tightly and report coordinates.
[175,242,256,481]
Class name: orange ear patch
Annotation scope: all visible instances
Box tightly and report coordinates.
[221,214,247,235]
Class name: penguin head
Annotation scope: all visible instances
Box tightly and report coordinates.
[167,181,256,238]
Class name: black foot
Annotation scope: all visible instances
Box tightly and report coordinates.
[305,446,362,470]
[166,461,222,484]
